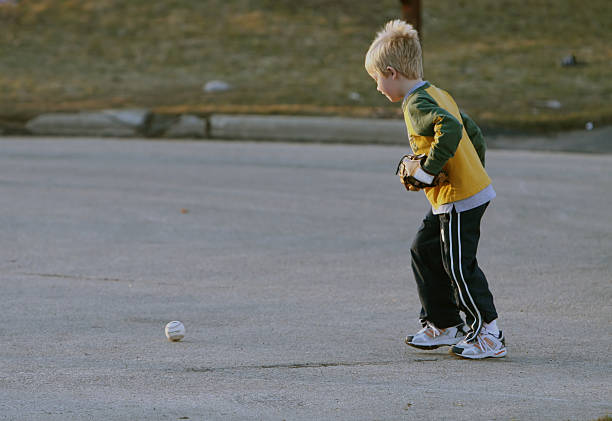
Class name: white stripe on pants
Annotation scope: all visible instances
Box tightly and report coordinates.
[448,211,483,342]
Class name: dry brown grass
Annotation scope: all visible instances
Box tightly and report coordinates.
[1,0,611,132]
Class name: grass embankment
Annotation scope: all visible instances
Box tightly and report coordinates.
[1,0,611,132]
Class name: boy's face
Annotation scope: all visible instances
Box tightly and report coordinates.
[371,68,405,102]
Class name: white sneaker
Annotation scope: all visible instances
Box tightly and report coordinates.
[405,322,467,350]
[451,330,507,359]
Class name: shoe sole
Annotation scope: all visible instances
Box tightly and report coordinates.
[450,346,507,359]
[405,336,461,350]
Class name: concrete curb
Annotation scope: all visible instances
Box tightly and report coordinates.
[2,109,611,153]
[209,114,406,143]
[12,110,407,144]
[26,110,151,137]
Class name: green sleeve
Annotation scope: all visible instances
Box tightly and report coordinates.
[460,111,486,167]
[408,96,463,175]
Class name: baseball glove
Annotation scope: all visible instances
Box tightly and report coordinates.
[395,154,449,191]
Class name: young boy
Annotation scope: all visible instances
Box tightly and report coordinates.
[365,20,506,359]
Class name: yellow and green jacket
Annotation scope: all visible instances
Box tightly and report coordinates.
[402,82,491,209]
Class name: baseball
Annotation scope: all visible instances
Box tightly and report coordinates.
[165,321,185,341]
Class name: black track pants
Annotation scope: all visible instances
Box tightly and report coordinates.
[410,202,497,341]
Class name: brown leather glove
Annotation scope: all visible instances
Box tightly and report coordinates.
[395,154,449,192]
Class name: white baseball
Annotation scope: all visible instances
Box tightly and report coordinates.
[165,321,185,341]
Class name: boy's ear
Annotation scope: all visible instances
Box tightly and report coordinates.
[386,66,399,78]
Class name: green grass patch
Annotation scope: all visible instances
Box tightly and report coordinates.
[1,0,611,132]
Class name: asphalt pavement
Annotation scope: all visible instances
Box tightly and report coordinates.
[0,137,610,420]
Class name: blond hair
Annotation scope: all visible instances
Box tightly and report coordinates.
[365,19,423,79]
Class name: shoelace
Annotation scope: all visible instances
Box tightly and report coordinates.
[421,321,441,338]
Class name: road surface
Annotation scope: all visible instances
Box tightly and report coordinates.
[1,137,610,420]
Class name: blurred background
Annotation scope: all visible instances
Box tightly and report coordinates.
[1,0,610,133]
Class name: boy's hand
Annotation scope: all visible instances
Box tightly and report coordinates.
[395,154,448,191]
